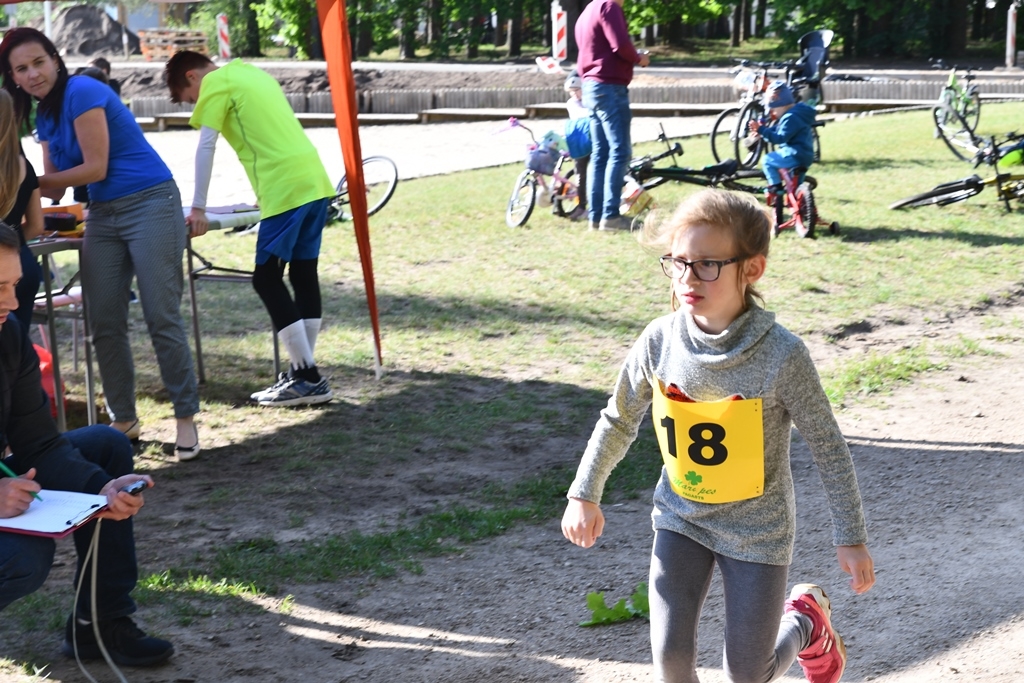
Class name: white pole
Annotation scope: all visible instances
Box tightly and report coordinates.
[1007,2,1018,68]
[43,1,53,39]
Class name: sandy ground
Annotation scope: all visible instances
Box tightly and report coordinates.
[3,67,1023,683]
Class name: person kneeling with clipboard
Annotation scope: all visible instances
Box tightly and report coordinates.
[0,223,173,667]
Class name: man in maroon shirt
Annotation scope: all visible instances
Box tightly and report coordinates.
[575,0,649,231]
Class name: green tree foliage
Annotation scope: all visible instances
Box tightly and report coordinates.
[253,0,318,58]
[190,0,263,57]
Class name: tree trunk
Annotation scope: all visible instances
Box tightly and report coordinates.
[356,0,374,59]
[427,0,442,45]
[731,2,742,47]
[466,0,482,58]
[945,0,968,57]
[754,0,766,38]
[508,0,523,57]
[308,12,324,60]
[399,14,416,59]
[566,0,583,59]
[740,0,750,42]
[494,9,505,48]
[239,0,262,57]
[644,25,655,47]
[665,18,683,46]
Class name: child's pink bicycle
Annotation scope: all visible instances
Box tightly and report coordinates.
[503,117,581,227]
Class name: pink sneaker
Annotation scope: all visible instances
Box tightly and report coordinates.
[785,584,847,683]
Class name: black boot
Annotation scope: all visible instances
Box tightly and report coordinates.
[62,614,174,667]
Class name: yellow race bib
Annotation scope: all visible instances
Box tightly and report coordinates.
[652,382,765,504]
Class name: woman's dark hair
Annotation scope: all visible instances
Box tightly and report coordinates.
[0,222,20,254]
[0,28,69,126]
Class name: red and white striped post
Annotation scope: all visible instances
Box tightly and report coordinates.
[551,1,567,63]
[216,13,231,60]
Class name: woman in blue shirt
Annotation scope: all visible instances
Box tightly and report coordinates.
[0,28,201,460]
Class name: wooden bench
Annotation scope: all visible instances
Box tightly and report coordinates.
[419,107,526,123]
[826,98,935,113]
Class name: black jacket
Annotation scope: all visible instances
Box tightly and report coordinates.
[1,318,110,494]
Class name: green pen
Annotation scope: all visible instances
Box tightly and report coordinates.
[0,459,43,502]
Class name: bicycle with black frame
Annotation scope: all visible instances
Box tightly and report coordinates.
[890,131,1024,211]
[711,30,833,170]
[633,128,839,238]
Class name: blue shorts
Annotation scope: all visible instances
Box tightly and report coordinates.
[255,198,330,266]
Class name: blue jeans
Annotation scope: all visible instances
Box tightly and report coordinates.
[0,426,139,621]
[583,81,632,222]
[762,151,803,187]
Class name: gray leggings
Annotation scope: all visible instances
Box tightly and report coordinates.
[650,530,810,683]
[81,180,199,421]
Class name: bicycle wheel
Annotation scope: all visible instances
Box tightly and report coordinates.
[506,170,537,227]
[710,107,741,163]
[735,102,768,169]
[553,167,580,217]
[960,89,981,133]
[794,182,817,238]
[812,127,822,164]
[330,156,400,222]
[932,105,977,161]
[889,176,984,209]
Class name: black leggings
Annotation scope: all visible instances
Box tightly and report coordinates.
[251,258,321,332]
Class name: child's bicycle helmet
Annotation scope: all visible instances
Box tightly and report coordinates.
[564,70,582,92]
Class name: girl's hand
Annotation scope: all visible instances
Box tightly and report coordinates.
[837,544,875,594]
[561,497,604,548]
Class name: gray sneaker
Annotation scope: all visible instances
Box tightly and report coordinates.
[256,377,333,407]
[599,215,633,231]
[250,372,291,402]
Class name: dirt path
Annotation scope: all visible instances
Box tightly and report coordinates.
[10,281,1023,683]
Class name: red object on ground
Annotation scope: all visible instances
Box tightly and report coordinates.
[35,344,65,419]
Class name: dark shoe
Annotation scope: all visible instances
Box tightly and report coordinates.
[598,215,633,231]
[62,615,174,667]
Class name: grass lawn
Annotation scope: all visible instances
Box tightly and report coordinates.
[4,102,1024,673]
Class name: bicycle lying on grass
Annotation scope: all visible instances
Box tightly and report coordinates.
[503,117,581,228]
[890,132,1024,211]
[326,156,400,223]
[931,59,982,161]
[632,129,839,238]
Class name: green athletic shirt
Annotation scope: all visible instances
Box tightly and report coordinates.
[189,60,334,218]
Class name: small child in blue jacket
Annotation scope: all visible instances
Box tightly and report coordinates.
[750,81,816,196]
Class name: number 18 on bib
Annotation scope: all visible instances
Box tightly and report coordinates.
[652,382,765,504]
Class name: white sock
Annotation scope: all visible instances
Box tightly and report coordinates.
[278,320,315,371]
[303,318,322,355]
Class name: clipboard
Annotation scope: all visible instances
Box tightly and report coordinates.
[0,490,108,538]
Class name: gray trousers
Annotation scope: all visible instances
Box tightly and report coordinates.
[81,180,199,421]
[650,530,810,683]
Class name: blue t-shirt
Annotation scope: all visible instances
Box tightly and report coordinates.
[36,76,172,203]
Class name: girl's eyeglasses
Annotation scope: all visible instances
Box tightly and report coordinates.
[660,255,739,282]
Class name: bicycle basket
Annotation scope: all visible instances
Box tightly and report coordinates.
[734,68,757,93]
[526,145,559,175]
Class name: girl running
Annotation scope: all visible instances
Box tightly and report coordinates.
[561,189,874,683]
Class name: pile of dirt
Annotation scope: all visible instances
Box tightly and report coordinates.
[115,64,696,100]
[51,4,140,58]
